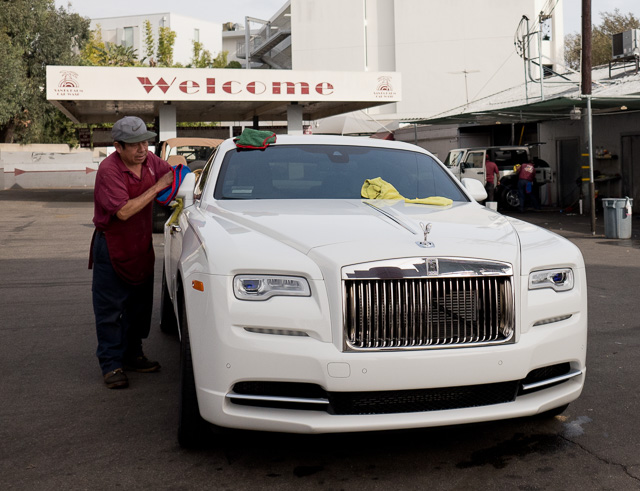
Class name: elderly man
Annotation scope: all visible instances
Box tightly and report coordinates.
[90,116,173,389]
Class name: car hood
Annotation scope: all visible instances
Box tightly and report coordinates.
[207,199,520,269]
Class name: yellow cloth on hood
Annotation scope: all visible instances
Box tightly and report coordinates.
[361,177,453,206]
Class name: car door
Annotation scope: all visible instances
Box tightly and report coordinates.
[443,149,465,180]
[461,151,486,185]
[164,174,198,301]
[165,150,217,297]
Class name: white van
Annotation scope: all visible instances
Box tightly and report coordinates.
[443,146,551,209]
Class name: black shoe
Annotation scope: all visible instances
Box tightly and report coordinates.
[104,368,129,389]
[124,355,161,373]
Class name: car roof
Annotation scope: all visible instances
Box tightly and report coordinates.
[448,146,530,152]
[218,134,434,155]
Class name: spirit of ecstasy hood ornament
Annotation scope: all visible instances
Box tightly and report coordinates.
[417,222,435,248]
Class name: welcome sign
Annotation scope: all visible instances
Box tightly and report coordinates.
[47,66,401,103]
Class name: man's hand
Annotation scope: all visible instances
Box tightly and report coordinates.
[157,169,174,190]
[116,170,175,222]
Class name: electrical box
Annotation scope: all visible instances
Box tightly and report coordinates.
[612,29,640,59]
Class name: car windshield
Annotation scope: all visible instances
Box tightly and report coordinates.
[214,144,469,201]
[490,149,530,171]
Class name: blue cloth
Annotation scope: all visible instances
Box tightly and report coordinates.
[92,231,153,374]
[155,164,191,206]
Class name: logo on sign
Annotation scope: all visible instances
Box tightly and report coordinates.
[374,76,396,99]
[54,71,83,96]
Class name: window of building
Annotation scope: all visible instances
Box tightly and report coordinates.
[123,27,134,48]
[194,28,200,42]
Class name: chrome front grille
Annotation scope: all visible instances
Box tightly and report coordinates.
[343,258,515,350]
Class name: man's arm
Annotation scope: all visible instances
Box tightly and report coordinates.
[116,171,173,221]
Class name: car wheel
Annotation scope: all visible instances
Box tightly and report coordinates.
[177,300,208,448]
[503,188,521,210]
[152,201,169,233]
[160,265,178,336]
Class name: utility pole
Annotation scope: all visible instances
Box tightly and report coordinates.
[581,0,596,234]
[448,70,479,105]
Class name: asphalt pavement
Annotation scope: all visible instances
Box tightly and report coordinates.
[1,188,640,490]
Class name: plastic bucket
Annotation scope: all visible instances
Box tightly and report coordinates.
[602,198,633,239]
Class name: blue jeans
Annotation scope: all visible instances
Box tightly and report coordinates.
[517,179,540,211]
[92,231,153,374]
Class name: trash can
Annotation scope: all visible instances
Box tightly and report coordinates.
[602,198,633,239]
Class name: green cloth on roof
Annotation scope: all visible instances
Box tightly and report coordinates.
[361,177,453,206]
[234,128,277,149]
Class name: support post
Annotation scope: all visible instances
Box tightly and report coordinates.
[245,17,251,69]
[581,0,595,234]
[158,103,177,141]
[587,96,596,234]
[287,103,303,135]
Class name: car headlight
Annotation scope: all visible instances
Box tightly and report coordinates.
[233,275,311,301]
[528,268,574,292]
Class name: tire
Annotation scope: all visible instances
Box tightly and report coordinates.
[159,265,179,336]
[177,299,208,448]
[503,188,521,210]
[152,201,170,233]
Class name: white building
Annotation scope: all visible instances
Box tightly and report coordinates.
[91,13,222,66]
[288,0,564,121]
[225,0,565,131]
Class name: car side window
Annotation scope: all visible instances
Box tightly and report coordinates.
[444,150,463,168]
[465,152,485,169]
[194,149,218,201]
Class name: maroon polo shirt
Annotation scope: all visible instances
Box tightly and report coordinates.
[93,151,171,230]
[485,159,500,185]
[92,150,171,284]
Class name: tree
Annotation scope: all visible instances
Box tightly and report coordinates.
[212,50,229,68]
[191,41,213,68]
[191,41,236,69]
[81,24,107,65]
[143,20,156,66]
[0,0,90,143]
[157,26,177,67]
[565,9,640,70]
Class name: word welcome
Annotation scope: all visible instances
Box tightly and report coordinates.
[137,77,335,96]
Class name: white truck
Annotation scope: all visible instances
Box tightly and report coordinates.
[443,146,551,210]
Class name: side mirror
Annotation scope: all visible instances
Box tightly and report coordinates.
[176,172,197,207]
[461,178,488,202]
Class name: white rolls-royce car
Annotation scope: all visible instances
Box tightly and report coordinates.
[161,135,587,447]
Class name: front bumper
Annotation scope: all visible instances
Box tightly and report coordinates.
[185,272,587,434]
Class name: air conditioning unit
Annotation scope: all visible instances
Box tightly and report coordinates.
[612,29,640,59]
